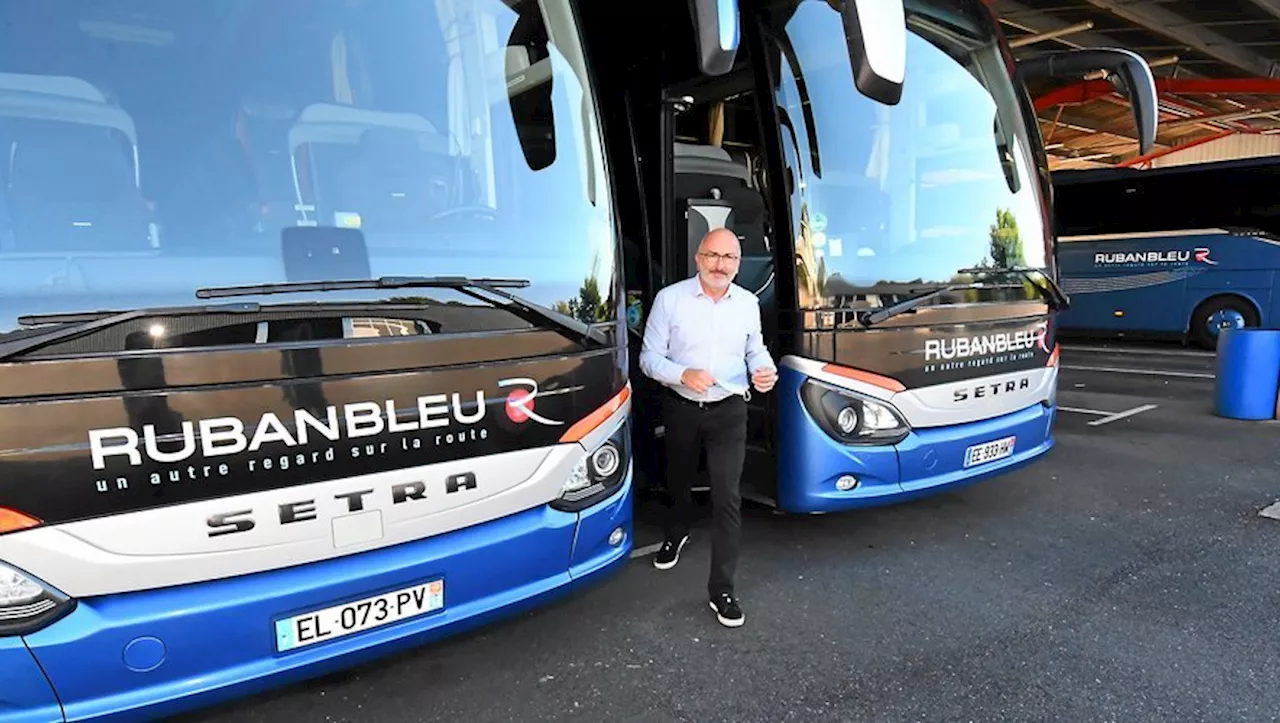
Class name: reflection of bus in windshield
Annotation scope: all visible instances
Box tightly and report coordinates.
[586,0,1155,514]
[0,1,629,720]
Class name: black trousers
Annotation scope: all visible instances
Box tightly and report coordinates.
[661,389,748,598]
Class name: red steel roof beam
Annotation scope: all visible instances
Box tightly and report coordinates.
[1034,78,1280,112]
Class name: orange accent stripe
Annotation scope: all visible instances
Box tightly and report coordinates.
[0,507,40,534]
[821,363,906,393]
[559,382,632,444]
[1047,343,1061,367]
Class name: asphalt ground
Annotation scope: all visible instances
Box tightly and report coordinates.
[181,341,1280,723]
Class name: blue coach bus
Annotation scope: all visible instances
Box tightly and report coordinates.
[602,0,1157,514]
[1053,157,1280,348]
[0,1,638,720]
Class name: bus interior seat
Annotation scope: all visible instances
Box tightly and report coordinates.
[6,129,150,252]
[327,126,456,232]
[236,98,302,230]
[673,142,769,285]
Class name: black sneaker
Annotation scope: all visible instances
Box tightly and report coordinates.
[652,535,689,570]
[709,592,744,628]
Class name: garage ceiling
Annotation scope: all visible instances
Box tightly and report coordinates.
[993,0,1280,169]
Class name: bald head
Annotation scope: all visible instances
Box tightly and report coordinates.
[694,227,741,296]
[698,227,741,256]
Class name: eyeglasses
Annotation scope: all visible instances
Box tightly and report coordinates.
[698,251,740,263]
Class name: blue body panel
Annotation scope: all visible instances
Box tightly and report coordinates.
[775,367,1055,514]
[17,473,631,723]
[1057,231,1280,335]
[0,637,63,723]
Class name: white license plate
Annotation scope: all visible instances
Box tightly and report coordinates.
[963,436,1016,468]
[275,579,444,652]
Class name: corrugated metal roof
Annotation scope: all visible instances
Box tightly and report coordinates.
[1148,133,1280,168]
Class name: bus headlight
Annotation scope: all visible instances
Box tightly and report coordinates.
[553,420,630,512]
[0,561,74,637]
[801,379,910,445]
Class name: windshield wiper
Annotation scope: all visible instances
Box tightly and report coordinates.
[956,266,1071,311]
[0,302,262,362]
[857,283,988,327]
[195,275,609,347]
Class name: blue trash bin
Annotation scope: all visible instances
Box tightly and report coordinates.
[1214,327,1280,420]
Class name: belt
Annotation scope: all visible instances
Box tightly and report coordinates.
[665,386,750,408]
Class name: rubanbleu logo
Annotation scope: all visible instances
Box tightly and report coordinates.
[923,322,1047,374]
[1094,247,1216,266]
[88,378,562,495]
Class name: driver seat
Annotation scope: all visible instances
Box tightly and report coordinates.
[332,127,456,232]
[673,142,769,283]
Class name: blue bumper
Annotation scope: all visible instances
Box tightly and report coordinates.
[7,473,631,723]
[0,637,63,723]
[777,375,1055,514]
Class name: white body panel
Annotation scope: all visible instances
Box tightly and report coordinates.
[892,366,1057,427]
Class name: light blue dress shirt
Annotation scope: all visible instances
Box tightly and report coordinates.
[639,275,776,403]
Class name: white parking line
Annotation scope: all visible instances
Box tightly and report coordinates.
[1087,404,1159,427]
[1064,344,1214,358]
[1058,405,1112,416]
[1260,502,1280,521]
[629,542,664,559]
[1062,364,1215,380]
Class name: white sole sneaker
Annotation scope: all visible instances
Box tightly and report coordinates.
[652,536,688,570]
[709,601,745,627]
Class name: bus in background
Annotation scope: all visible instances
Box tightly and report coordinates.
[584,0,1158,514]
[1053,156,1280,349]
[0,1,633,720]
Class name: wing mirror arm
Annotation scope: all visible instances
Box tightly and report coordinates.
[1017,48,1159,154]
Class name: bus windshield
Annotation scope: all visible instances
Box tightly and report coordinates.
[761,0,1048,310]
[0,0,615,334]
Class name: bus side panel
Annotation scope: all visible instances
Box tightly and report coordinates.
[1058,240,1189,333]
[0,637,63,723]
[1184,272,1274,327]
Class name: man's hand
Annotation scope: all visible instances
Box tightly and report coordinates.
[751,366,778,393]
[680,369,715,394]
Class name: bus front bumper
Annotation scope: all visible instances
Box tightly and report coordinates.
[777,399,1055,514]
[5,473,631,723]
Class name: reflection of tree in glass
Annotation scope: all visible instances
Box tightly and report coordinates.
[963,208,1026,271]
[387,296,443,305]
[553,254,611,323]
[987,208,1025,269]
[950,209,1030,302]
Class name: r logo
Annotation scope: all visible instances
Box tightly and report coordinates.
[499,378,563,426]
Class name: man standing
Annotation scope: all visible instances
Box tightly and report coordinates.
[639,227,777,628]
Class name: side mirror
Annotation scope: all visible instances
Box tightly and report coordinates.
[690,0,740,76]
[1017,48,1158,154]
[841,0,907,105]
